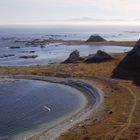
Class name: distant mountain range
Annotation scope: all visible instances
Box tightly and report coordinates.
[37,17,140,22]
[65,18,140,22]
[28,17,140,25]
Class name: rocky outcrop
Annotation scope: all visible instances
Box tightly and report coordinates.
[63,50,80,63]
[86,35,106,42]
[85,50,113,63]
[112,39,140,83]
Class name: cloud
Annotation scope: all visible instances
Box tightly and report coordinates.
[0,0,140,24]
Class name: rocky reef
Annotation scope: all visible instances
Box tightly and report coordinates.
[19,55,38,59]
[0,54,15,58]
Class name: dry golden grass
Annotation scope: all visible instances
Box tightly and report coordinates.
[0,53,125,78]
[58,79,140,140]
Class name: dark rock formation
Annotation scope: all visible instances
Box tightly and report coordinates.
[29,51,35,53]
[86,35,106,42]
[25,38,62,47]
[112,39,140,84]
[20,55,38,59]
[25,39,48,46]
[10,46,20,49]
[85,50,113,63]
[0,54,15,58]
[63,50,80,63]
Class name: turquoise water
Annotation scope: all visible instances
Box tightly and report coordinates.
[0,79,87,140]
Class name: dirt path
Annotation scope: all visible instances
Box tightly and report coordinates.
[114,84,137,140]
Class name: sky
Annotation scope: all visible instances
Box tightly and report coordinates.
[0,0,140,25]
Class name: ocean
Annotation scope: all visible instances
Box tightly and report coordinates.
[0,25,140,40]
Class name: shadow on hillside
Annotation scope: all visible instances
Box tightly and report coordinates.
[112,55,140,86]
[112,39,140,86]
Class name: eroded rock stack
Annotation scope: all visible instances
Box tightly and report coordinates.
[86,50,113,63]
[63,50,80,63]
[86,35,106,42]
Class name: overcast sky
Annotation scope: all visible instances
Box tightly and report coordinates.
[0,0,140,24]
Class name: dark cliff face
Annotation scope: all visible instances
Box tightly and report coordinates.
[112,39,140,85]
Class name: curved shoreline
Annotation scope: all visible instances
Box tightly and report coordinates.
[0,75,104,140]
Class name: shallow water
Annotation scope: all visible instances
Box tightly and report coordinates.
[0,79,87,140]
[0,44,133,66]
[0,25,138,66]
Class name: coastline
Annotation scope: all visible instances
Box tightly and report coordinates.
[61,40,136,47]
[0,75,104,140]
